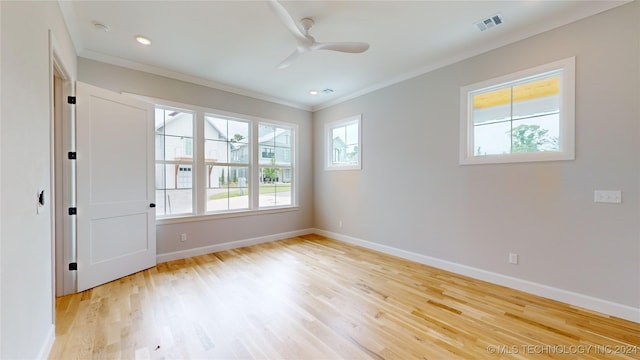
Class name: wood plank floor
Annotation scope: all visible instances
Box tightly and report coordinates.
[49,234,640,359]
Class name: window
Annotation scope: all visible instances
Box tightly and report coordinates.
[153,101,297,219]
[155,108,194,216]
[259,123,294,207]
[262,147,275,159]
[177,166,192,188]
[460,57,575,165]
[326,114,362,170]
[184,138,193,156]
[205,115,250,212]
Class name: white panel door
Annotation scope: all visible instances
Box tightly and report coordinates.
[76,81,156,292]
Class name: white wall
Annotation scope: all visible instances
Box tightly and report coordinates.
[313,2,640,319]
[0,1,77,358]
[78,59,314,258]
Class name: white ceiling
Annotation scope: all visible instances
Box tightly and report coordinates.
[59,0,628,111]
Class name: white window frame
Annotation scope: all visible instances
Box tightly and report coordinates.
[459,57,575,165]
[155,106,196,217]
[325,114,362,171]
[133,95,298,222]
[257,120,297,209]
[203,113,252,214]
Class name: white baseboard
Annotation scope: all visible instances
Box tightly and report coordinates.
[156,228,315,264]
[39,324,55,360]
[314,229,640,323]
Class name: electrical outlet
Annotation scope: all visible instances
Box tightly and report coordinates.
[509,253,519,265]
[180,233,187,242]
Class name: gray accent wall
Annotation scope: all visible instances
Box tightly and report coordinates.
[313,2,640,310]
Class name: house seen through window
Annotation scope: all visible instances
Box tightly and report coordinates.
[259,123,293,207]
[154,103,297,218]
[205,115,250,212]
[326,114,362,170]
[155,108,194,216]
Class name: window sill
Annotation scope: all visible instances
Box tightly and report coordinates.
[156,206,300,225]
[459,150,574,165]
[325,165,361,171]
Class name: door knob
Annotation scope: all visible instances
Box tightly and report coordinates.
[149,203,156,208]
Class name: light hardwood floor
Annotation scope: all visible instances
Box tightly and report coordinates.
[50,234,640,359]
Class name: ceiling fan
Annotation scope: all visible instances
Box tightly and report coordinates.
[268,0,370,69]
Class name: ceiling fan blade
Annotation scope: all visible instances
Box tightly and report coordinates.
[267,0,309,44]
[312,42,370,53]
[277,50,301,69]
[269,1,368,68]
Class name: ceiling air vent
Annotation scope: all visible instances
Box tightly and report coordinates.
[475,14,504,32]
[321,88,335,94]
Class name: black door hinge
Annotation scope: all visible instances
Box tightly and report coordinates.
[68,207,77,215]
[68,262,77,271]
[67,96,76,104]
[68,152,76,160]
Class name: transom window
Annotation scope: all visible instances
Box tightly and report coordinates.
[460,57,575,165]
[325,114,362,170]
[154,101,297,219]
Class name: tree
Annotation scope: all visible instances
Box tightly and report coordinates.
[346,146,359,163]
[510,124,558,153]
[230,134,244,143]
[262,157,279,183]
[232,169,238,183]
[219,168,225,185]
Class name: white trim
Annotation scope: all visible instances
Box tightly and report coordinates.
[79,51,310,111]
[156,206,300,225]
[50,31,77,298]
[314,229,640,323]
[325,114,362,171]
[49,30,58,322]
[311,3,626,112]
[56,0,624,113]
[257,120,299,208]
[156,228,314,263]
[131,93,299,220]
[459,57,575,165]
[38,325,55,360]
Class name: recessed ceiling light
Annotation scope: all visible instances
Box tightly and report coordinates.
[309,90,319,96]
[135,35,151,45]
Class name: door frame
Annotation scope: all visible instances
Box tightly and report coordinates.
[49,30,76,305]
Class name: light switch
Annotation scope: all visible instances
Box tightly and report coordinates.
[594,190,622,204]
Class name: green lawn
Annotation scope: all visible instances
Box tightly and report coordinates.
[208,183,291,200]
